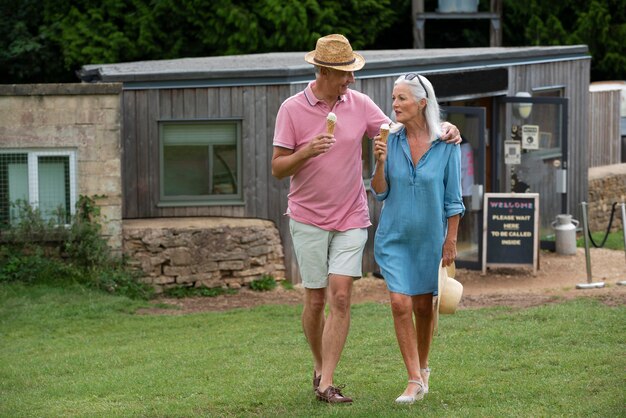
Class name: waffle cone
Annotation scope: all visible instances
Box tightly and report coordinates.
[326,120,336,135]
[380,128,389,143]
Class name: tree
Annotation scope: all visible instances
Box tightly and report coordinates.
[0,0,68,82]
[1,0,396,83]
[1,0,623,83]
[503,0,626,80]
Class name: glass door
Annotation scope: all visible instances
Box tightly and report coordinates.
[495,96,568,249]
[442,106,486,270]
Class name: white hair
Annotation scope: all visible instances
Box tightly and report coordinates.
[390,74,442,142]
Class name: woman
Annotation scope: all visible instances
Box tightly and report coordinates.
[371,73,464,403]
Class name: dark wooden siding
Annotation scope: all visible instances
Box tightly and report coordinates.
[508,59,591,225]
[123,85,291,218]
[589,89,622,167]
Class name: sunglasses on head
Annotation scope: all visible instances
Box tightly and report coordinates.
[404,73,429,98]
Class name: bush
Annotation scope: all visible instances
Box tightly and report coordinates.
[0,249,78,284]
[0,196,153,300]
[249,275,277,292]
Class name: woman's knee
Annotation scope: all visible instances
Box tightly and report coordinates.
[390,294,412,318]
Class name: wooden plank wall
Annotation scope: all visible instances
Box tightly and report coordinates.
[122,85,290,218]
[588,89,622,168]
[508,58,591,224]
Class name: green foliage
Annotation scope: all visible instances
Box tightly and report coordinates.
[249,275,277,291]
[2,0,623,83]
[1,0,396,83]
[280,280,294,290]
[63,196,112,269]
[0,0,70,82]
[0,196,153,300]
[503,0,626,80]
[163,285,237,298]
[0,249,78,284]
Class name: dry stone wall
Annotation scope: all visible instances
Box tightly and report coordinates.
[123,217,286,292]
[587,163,626,232]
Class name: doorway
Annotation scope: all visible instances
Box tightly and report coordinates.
[494,96,569,249]
[442,106,486,269]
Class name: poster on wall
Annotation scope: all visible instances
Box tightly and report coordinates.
[521,125,539,150]
[504,140,521,165]
[482,193,539,275]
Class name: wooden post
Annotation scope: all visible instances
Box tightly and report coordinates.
[413,0,425,49]
[490,0,502,47]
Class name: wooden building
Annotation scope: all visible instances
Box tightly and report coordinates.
[79,45,591,281]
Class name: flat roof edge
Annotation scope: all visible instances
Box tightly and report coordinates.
[0,83,122,96]
[79,45,590,88]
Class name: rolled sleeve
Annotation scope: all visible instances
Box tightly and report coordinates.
[371,187,389,201]
[370,161,389,201]
[444,145,465,218]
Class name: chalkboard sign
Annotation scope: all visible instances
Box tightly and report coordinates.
[482,193,539,274]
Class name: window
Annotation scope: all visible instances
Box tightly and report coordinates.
[0,151,76,227]
[159,121,242,205]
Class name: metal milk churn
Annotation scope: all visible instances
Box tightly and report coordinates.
[551,214,579,255]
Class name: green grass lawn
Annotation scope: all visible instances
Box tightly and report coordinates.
[1,283,624,417]
[577,230,625,250]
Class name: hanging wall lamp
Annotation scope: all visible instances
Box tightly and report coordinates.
[514,92,533,119]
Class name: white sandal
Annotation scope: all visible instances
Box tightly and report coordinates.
[420,367,431,394]
[395,379,425,404]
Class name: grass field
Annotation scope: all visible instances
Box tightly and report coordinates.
[578,230,625,251]
[1,283,624,417]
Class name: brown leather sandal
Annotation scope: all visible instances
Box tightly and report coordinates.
[315,385,353,403]
[313,371,321,392]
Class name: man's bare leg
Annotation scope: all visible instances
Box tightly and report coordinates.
[302,288,326,377]
[318,274,353,392]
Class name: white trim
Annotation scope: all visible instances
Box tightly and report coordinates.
[28,153,38,207]
[1,149,78,223]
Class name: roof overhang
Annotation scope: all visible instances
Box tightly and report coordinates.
[77,45,590,90]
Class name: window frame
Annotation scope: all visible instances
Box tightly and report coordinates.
[0,149,77,226]
[157,119,244,207]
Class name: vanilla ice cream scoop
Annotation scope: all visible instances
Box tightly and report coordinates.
[379,123,390,143]
[326,112,337,134]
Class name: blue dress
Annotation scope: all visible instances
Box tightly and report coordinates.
[373,128,465,296]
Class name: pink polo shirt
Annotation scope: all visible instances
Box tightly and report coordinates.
[273,81,390,231]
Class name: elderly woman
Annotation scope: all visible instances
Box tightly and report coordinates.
[371,73,465,403]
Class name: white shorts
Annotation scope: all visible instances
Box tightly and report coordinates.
[289,219,368,289]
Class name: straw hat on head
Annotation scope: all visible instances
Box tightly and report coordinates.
[434,260,463,332]
[304,34,365,72]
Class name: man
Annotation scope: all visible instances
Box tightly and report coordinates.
[271,34,460,403]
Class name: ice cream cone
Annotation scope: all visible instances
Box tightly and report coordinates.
[326,112,337,135]
[380,123,390,143]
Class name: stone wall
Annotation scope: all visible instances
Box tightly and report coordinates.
[123,217,286,292]
[587,163,626,232]
[0,83,123,250]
